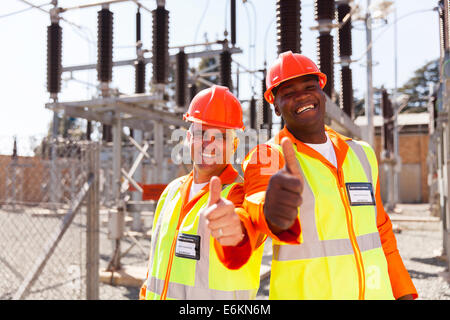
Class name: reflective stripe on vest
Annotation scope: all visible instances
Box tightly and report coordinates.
[265,139,394,300]
[146,177,262,300]
[147,276,254,300]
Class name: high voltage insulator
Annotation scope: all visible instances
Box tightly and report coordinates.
[97,6,113,142]
[276,0,301,54]
[135,60,146,93]
[250,97,256,129]
[314,0,335,98]
[189,83,198,103]
[317,33,334,97]
[443,0,449,51]
[136,8,141,43]
[47,22,62,96]
[438,0,449,55]
[86,121,92,141]
[314,0,335,20]
[230,0,236,46]
[381,88,394,156]
[340,66,353,118]
[337,1,353,117]
[97,7,113,83]
[337,2,352,58]
[261,74,272,132]
[135,7,145,94]
[152,5,169,84]
[220,50,232,90]
[176,50,188,107]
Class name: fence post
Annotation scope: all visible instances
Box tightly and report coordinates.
[86,142,100,300]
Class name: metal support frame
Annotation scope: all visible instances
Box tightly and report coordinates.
[61,47,243,73]
[443,52,450,266]
[122,131,148,231]
[86,143,100,300]
[153,121,164,183]
[364,0,375,147]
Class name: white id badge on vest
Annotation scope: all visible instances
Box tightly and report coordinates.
[345,182,376,206]
[175,233,201,260]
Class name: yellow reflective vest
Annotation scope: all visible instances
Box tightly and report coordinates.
[145,175,264,300]
[262,138,395,300]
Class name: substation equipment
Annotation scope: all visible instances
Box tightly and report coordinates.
[44,0,362,270]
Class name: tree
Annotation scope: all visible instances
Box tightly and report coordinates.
[354,58,440,118]
[397,58,439,112]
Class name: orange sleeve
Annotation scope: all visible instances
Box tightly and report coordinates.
[139,281,147,300]
[375,178,418,299]
[213,183,262,270]
[242,144,301,244]
[139,269,148,300]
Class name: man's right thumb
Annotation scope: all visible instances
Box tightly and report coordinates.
[281,137,302,178]
[208,176,222,206]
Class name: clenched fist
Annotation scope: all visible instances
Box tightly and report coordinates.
[204,176,246,246]
[264,137,304,234]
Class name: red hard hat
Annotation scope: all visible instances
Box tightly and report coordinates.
[264,51,327,104]
[183,85,244,129]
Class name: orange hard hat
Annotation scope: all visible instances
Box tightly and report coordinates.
[183,85,244,129]
[264,51,327,104]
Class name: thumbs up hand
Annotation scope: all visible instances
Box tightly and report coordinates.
[264,137,304,234]
[204,176,246,246]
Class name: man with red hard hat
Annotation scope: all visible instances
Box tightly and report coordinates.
[140,85,264,300]
[224,51,417,300]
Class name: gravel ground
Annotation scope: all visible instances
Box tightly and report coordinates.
[389,204,450,300]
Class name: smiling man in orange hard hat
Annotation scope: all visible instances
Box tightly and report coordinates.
[221,51,418,300]
[139,85,264,300]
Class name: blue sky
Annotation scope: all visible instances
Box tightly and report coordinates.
[0,0,440,154]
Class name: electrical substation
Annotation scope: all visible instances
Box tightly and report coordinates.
[1,0,448,300]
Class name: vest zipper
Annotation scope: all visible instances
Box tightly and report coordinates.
[336,168,366,300]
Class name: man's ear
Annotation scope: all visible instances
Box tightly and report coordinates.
[273,103,282,116]
[185,128,192,147]
[186,129,191,140]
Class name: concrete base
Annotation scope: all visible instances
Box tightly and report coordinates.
[99,265,147,287]
[388,214,440,222]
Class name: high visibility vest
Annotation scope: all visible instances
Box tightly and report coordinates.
[265,139,394,300]
[145,176,264,300]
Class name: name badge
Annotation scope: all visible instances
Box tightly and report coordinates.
[175,233,201,260]
[345,182,375,206]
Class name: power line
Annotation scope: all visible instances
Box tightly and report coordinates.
[194,0,211,45]
[0,1,51,19]
[354,8,437,62]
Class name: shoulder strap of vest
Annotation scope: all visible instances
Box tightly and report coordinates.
[345,140,373,185]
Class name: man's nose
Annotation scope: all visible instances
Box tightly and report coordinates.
[201,136,216,148]
[295,92,313,102]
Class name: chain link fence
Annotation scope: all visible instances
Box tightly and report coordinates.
[0,138,97,299]
[0,136,154,300]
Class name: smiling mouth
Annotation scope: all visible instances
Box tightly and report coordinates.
[201,152,215,158]
[295,104,316,114]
